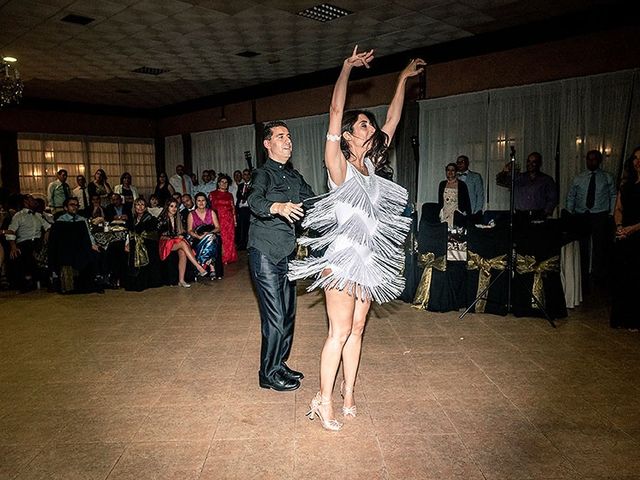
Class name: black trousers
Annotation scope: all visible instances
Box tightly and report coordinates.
[575,212,613,286]
[236,207,251,250]
[13,239,41,289]
[248,247,296,380]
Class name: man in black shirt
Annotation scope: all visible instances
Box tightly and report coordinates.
[248,120,315,391]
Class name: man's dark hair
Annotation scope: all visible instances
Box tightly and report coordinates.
[63,197,78,208]
[586,149,603,162]
[263,120,289,141]
[57,169,67,176]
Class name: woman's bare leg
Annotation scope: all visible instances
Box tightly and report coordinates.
[341,297,371,409]
[318,288,355,421]
[176,249,187,283]
[171,240,205,274]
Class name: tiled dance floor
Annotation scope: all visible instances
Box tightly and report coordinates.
[1,255,639,479]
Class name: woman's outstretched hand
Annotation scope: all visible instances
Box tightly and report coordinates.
[344,45,374,69]
[400,58,426,79]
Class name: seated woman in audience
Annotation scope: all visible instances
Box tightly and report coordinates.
[88,169,112,206]
[438,162,471,229]
[187,192,223,279]
[147,194,163,217]
[124,198,161,291]
[114,172,139,208]
[154,172,175,206]
[88,194,106,224]
[158,198,208,288]
[610,146,640,330]
[209,174,238,264]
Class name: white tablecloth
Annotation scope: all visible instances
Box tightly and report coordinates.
[561,240,582,308]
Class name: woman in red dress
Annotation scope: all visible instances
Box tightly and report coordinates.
[209,175,238,264]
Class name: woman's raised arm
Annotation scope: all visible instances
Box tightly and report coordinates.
[325,46,374,185]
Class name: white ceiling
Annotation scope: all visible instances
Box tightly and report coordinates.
[0,0,618,110]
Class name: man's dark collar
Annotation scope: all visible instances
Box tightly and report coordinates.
[266,157,289,169]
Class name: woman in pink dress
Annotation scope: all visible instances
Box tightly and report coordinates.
[209,175,238,264]
[158,199,208,287]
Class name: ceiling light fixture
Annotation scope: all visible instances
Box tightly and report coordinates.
[1,56,23,107]
[297,3,352,22]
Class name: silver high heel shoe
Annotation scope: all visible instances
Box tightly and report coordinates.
[340,381,357,418]
[306,392,343,431]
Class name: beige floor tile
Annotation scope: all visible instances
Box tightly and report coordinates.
[200,438,295,479]
[369,399,457,436]
[294,434,385,478]
[379,434,484,479]
[0,445,43,479]
[106,441,209,480]
[132,405,220,443]
[460,430,576,479]
[14,443,124,480]
[214,402,295,440]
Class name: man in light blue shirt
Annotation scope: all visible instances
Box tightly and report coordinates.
[566,149,617,287]
[456,155,484,215]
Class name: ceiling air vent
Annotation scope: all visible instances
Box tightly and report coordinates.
[61,14,95,25]
[236,50,260,58]
[132,66,170,76]
[297,3,352,22]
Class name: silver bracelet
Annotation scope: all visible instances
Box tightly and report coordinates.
[326,133,341,142]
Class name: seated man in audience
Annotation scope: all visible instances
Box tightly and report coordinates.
[103,193,129,288]
[104,192,132,224]
[180,194,194,230]
[5,194,51,292]
[49,198,103,293]
[496,151,558,221]
[566,149,617,288]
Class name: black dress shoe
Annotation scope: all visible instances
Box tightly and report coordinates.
[259,371,300,391]
[282,363,304,380]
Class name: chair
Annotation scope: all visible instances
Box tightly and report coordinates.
[48,221,97,293]
[512,219,567,319]
[413,219,450,311]
[465,224,510,316]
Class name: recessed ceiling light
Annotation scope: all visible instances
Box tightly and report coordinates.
[132,66,170,76]
[236,50,260,58]
[297,3,352,23]
[2,56,18,63]
[61,13,95,25]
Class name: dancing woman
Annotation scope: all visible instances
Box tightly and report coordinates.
[289,47,425,430]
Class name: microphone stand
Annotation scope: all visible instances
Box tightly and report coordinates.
[460,146,556,328]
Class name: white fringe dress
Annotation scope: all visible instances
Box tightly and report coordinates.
[288,157,411,304]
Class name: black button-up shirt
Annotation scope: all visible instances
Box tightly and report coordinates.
[248,158,315,262]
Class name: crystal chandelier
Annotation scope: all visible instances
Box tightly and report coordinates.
[1,57,24,107]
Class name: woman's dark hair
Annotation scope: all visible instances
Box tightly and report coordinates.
[194,192,208,202]
[156,172,168,184]
[94,169,107,182]
[217,174,232,188]
[620,146,640,190]
[120,172,131,184]
[340,110,389,172]
[446,162,457,171]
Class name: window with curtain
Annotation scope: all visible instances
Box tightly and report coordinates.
[17,135,156,199]
[417,68,640,214]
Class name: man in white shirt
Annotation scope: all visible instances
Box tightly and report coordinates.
[169,164,193,196]
[195,170,216,197]
[72,174,90,216]
[47,169,71,216]
[229,169,242,200]
[6,195,51,291]
[456,155,484,215]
